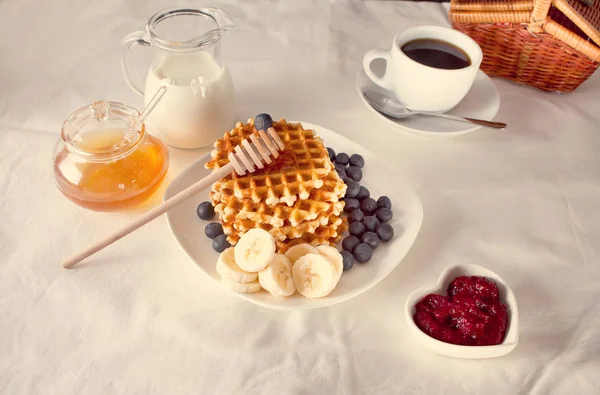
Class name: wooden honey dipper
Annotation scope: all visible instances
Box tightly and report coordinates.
[62,128,286,269]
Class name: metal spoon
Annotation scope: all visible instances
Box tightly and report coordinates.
[363,90,506,130]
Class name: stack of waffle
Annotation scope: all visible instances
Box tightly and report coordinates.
[205,118,347,253]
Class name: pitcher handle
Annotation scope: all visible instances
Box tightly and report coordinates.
[120,31,150,96]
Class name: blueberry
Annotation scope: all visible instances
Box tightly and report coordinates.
[360,197,378,215]
[205,222,224,239]
[334,163,346,177]
[346,166,363,182]
[196,201,215,220]
[254,113,273,131]
[376,207,393,223]
[343,198,360,212]
[377,196,392,210]
[342,235,361,252]
[356,186,370,200]
[212,234,231,253]
[361,231,380,250]
[327,147,336,162]
[349,154,365,168]
[353,243,373,263]
[363,215,380,232]
[377,223,394,242]
[349,221,366,237]
[342,176,353,185]
[345,180,360,198]
[341,250,355,271]
[335,153,349,166]
[348,209,364,223]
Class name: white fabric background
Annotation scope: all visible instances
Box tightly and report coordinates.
[1,0,599,393]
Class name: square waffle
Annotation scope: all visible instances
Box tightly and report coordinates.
[211,170,346,227]
[226,219,348,253]
[214,196,344,228]
[274,219,348,253]
[206,119,336,206]
[207,118,348,252]
[222,213,344,242]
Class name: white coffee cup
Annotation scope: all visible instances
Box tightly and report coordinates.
[363,25,483,113]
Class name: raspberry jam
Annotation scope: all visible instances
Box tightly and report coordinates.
[413,276,508,346]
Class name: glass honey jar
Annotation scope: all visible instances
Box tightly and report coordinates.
[53,100,169,211]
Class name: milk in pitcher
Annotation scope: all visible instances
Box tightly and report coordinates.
[145,52,235,149]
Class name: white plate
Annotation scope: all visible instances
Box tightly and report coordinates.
[405,263,519,359]
[165,122,424,310]
[356,66,501,136]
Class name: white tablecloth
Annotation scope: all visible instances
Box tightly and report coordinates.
[2,0,599,393]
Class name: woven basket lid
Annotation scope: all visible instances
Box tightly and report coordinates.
[451,0,600,40]
[450,0,533,12]
[450,0,600,59]
[553,0,600,46]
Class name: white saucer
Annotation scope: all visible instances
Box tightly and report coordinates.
[356,66,501,136]
[165,122,423,311]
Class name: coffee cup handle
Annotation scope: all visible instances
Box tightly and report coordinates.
[363,50,393,90]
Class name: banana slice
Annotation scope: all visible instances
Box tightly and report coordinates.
[285,243,319,264]
[234,228,276,272]
[221,278,262,294]
[258,254,295,297]
[216,247,258,283]
[316,245,343,294]
[316,245,343,277]
[292,253,336,298]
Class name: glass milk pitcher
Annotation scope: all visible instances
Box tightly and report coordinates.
[121,8,235,149]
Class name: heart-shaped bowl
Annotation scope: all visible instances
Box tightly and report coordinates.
[405,264,519,359]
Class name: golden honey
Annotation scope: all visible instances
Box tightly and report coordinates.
[53,101,169,211]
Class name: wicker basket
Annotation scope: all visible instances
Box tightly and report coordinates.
[450,0,600,92]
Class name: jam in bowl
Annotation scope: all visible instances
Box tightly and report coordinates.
[405,263,519,359]
[413,275,508,346]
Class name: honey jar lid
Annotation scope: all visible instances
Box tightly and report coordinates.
[61,100,144,160]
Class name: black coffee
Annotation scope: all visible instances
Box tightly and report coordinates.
[401,39,471,70]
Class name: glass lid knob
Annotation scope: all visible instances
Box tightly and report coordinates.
[89,100,111,122]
